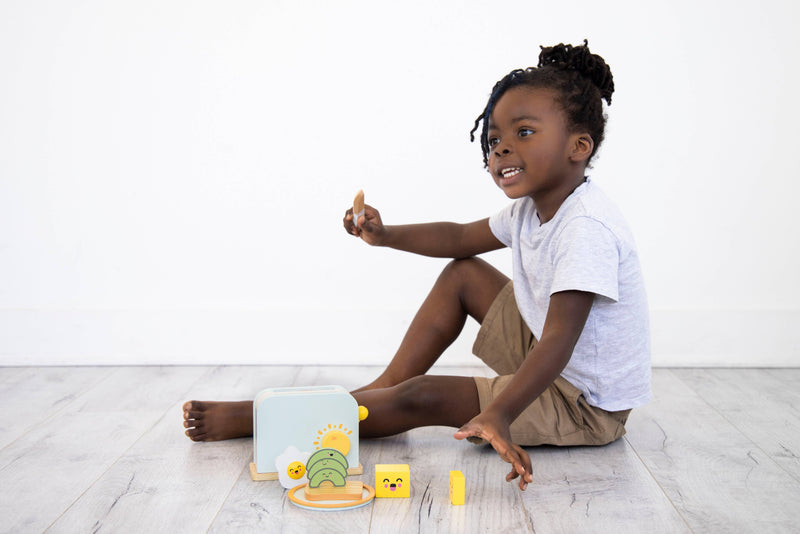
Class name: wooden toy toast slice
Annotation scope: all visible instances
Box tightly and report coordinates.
[353,189,365,228]
[304,480,364,501]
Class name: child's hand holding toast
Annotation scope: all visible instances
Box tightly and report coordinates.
[344,190,386,246]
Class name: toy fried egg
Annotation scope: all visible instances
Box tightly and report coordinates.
[275,446,310,489]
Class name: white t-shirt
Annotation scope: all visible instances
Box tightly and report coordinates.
[489,179,652,411]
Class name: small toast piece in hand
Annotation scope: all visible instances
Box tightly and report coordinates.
[353,189,365,228]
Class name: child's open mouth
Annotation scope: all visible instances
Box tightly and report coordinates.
[499,167,523,186]
[501,167,522,179]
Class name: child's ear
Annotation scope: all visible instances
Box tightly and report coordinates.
[569,133,594,164]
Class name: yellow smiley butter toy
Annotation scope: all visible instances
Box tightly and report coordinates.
[375,464,410,498]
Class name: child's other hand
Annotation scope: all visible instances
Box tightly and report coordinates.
[343,204,385,246]
[454,414,533,491]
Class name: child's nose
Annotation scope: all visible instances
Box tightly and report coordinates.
[494,142,512,157]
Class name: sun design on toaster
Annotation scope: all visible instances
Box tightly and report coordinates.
[313,423,354,455]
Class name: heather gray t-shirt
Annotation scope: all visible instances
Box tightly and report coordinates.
[489,179,652,411]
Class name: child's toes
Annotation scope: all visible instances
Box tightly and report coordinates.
[183,407,204,420]
[185,428,206,441]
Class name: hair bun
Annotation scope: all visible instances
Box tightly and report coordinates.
[538,40,614,105]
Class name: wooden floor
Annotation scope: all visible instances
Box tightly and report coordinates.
[1,365,799,533]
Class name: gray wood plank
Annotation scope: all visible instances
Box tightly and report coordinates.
[0,366,208,534]
[0,366,18,384]
[290,364,381,392]
[4,365,799,533]
[674,368,800,482]
[0,366,112,450]
[521,440,690,533]
[46,365,298,534]
[368,425,532,532]
[765,368,800,391]
[626,368,800,533]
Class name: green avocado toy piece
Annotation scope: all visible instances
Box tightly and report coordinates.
[307,458,347,475]
[306,448,349,473]
[308,467,347,488]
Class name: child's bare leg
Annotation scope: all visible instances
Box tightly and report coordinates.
[354,375,481,437]
[183,258,505,442]
[354,258,508,393]
[183,375,478,442]
[183,400,253,441]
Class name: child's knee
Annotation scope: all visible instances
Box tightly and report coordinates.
[440,257,483,282]
[436,258,490,298]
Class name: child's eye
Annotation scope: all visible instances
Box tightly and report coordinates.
[518,128,534,138]
[488,136,500,147]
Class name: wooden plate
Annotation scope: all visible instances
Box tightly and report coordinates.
[288,483,375,511]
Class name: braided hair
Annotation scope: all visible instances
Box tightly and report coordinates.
[470,40,615,168]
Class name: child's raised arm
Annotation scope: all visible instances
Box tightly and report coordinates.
[343,204,505,259]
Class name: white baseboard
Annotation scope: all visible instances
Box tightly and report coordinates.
[0,308,473,366]
[1,308,798,367]
[650,309,800,367]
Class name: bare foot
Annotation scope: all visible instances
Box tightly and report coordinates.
[182,400,254,441]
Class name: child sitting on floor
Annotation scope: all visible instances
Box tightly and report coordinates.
[183,40,651,491]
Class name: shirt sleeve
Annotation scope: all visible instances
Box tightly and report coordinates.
[488,201,518,248]
[551,216,620,301]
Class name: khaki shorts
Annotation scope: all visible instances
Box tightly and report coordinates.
[472,281,630,447]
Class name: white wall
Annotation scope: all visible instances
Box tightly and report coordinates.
[1,0,798,367]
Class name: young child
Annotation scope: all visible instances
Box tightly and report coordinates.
[183,41,651,491]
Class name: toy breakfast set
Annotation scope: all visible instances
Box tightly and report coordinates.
[249,384,466,510]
